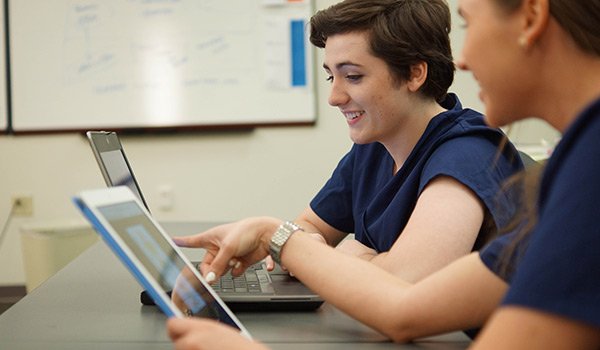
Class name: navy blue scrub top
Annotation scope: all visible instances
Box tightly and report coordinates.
[310,93,523,252]
[481,96,600,329]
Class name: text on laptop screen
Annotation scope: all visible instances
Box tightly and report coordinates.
[97,200,238,325]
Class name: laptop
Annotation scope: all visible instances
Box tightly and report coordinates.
[73,186,251,338]
[86,131,323,311]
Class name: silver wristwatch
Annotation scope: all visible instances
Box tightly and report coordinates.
[269,221,304,265]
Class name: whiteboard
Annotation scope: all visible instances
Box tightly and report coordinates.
[10,0,315,132]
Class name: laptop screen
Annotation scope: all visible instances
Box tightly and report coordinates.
[87,131,150,210]
[99,150,145,202]
[97,199,238,326]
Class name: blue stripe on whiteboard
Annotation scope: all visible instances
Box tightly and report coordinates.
[290,20,306,87]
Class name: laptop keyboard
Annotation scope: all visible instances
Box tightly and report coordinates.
[207,263,275,294]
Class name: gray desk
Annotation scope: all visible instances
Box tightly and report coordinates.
[0,222,470,349]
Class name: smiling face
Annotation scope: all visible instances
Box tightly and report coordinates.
[457,0,538,127]
[323,32,415,145]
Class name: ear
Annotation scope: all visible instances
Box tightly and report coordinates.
[519,0,550,48]
[406,61,428,92]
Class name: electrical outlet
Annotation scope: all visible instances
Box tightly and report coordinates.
[11,196,33,216]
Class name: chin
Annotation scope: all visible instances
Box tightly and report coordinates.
[483,96,528,128]
[484,111,518,129]
[482,103,505,128]
[483,115,501,128]
[348,132,366,145]
[480,94,500,125]
[350,138,367,145]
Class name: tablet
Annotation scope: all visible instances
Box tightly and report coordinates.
[73,186,251,338]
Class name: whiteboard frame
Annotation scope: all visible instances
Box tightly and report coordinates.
[8,0,316,134]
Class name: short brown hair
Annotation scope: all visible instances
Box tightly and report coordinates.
[310,0,455,102]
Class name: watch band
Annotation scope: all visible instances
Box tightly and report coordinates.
[269,221,304,265]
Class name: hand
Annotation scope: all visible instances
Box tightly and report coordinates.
[335,239,377,261]
[168,318,268,350]
[172,217,281,280]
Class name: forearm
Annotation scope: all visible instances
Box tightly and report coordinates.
[280,231,415,341]
[280,233,504,342]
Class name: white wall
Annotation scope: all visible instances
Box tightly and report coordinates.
[0,0,559,286]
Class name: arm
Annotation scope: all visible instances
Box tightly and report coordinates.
[174,218,506,343]
[338,176,486,283]
[295,206,347,246]
[281,234,506,342]
[471,307,600,349]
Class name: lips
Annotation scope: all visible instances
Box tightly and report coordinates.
[343,110,365,121]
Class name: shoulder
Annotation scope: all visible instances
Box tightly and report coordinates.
[547,100,600,168]
[423,132,513,177]
[424,102,519,170]
[539,98,600,204]
[427,98,507,159]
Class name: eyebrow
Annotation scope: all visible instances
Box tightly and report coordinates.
[322,61,363,71]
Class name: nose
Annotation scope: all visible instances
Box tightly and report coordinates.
[328,80,350,107]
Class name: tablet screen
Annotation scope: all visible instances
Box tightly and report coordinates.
[97,201,238,325]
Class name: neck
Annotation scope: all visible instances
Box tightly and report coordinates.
[384,99,447,174]
[529,20,600,133]
[539,59,600,133]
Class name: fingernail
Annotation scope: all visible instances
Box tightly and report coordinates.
[205,271,216,283]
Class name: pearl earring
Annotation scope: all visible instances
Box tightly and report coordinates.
[518,36,528,48]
